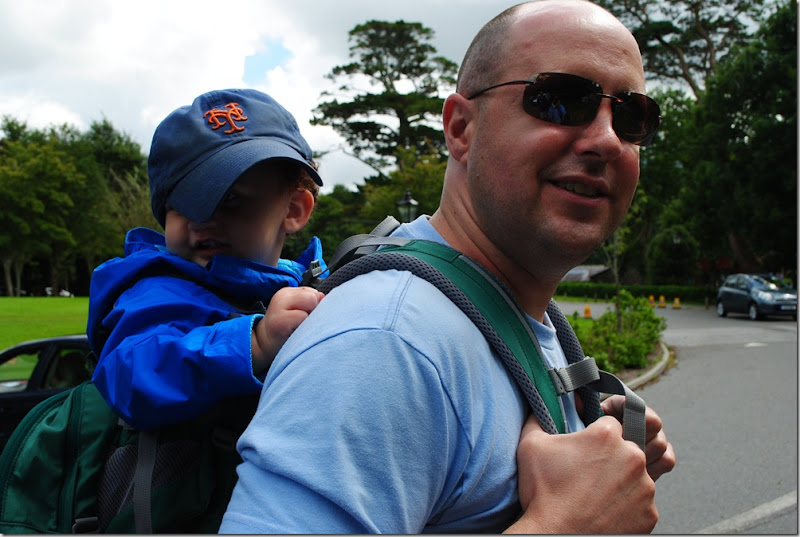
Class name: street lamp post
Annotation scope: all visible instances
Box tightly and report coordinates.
[396,189,419,223]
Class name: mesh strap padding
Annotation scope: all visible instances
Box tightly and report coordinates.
[547,300,604,425]
[318,251,561,434]
[318,237,645,449]
[97,438,201,531]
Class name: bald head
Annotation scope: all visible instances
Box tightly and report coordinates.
[457,0,641,96]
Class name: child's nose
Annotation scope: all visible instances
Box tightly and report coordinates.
[188,218,217,231]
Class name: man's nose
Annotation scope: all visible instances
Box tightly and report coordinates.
[578,99,625,158]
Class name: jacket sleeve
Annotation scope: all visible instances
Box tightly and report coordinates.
[91,275,263,430]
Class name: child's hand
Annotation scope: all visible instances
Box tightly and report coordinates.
[251,287,325,375]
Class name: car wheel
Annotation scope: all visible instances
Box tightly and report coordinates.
[748,303,761,321]
[716,301,727,317]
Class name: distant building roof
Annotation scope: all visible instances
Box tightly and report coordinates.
[561,265,609,282]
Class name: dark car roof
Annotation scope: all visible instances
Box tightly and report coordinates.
[1,334,89,354]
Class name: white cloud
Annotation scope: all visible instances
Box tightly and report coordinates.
[1,0,519,190]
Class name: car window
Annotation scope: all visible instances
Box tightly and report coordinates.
[0,349,39,393]
[44,349,91,390]
[750,275,773,290]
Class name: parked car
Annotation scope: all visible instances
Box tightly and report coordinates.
[0,335,91,452]
[716,274,798,321]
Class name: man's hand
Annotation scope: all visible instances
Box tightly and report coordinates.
[602,395,676,481]
[506,414,658,534]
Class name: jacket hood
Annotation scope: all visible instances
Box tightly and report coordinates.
[86,227,325,355]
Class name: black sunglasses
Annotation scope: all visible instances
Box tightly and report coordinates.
[467,72,662,146]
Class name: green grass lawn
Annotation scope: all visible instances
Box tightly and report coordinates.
[565,315,593,333]
[0,295,598,351]
[0,297,89,351]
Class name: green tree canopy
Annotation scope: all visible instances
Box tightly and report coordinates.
[0,127,82,295]
[0,117,149,295]
[291,145,446,264]
[680,1,797,273]
[312,20,457,174]
[595,0,779,99]
[63,120,150,278]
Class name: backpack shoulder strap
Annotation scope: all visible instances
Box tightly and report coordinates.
[317,236,647,448]
[546,300,646,449]
[546,300,603,424]
[303,216,407,287]
[317,239,567,434]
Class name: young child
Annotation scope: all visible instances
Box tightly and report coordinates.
[87,89,325,430]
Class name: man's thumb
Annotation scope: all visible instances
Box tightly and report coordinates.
[519,413,546,439]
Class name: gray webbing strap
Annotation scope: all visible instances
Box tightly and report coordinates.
[548,357,601,394]
[546,300,603,424]
[328,235,410,267]
[549,356,646,451]
[546,300,646,451]
[133,430,157,533]
[325,216,406,271]
[590,370,647,451]
[548,358,646,451]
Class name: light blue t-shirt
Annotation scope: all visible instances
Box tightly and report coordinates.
[220,216,584,534]
[394,217,585,434]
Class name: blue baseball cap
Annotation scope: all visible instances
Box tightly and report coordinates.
[148,89,322,227]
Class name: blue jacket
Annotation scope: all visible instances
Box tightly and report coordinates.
[87,227,325,430]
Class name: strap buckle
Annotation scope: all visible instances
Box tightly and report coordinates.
[548,357,601,395]
[72,516,99,533]
[300,260,325,287]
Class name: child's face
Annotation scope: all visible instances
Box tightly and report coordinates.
[165,165,294,267]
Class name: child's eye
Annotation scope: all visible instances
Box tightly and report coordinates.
[218,189,259,214]
[220,190,243,208]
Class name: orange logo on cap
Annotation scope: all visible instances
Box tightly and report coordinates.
[204,102,247,134]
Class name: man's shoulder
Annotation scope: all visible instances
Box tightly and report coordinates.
[281,267,492,379]
[315,267,469,329]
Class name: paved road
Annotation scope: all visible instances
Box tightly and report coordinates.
[557,300,798,534]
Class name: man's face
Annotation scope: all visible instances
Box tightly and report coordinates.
[165,164,290,267]
[464,3,646,273]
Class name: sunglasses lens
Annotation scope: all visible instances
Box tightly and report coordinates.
[522,73,661,145]
[523,73,601,127]
[613,93,661,145]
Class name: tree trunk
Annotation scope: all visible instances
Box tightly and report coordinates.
[728,232,761,273]
[3,259,13,297]
[13,259,24,296]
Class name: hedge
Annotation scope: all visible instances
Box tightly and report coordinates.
[557,282,715,304]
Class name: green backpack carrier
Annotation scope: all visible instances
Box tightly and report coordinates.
[0,217,646,534]
[0,373,257,534]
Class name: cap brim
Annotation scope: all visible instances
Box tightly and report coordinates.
[167,138,322,223]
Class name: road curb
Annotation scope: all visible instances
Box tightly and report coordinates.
[627,341,671,391]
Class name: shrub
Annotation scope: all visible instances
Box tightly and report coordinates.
[567,290,666,373]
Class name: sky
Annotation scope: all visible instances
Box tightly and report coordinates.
[1,0,523,193]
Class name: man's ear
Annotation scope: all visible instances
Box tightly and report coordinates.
[282,189,315,233]
[442,93,475,163]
